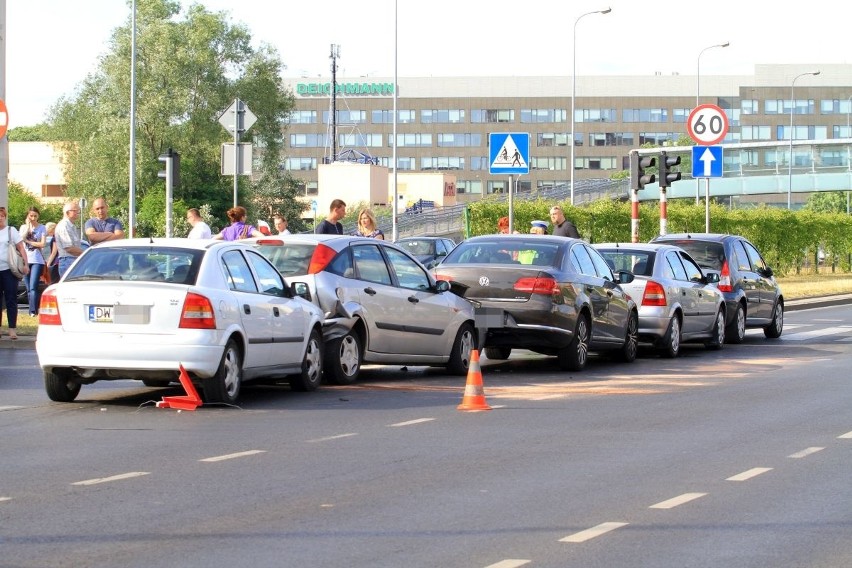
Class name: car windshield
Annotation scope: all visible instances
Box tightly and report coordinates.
[254,243,316,276]
[64,247,202,283]
[445,240,560,267]
[666,241,725,270]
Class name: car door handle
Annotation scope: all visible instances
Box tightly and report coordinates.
[243,304,251,315]
[273,307,280,317]
[364,287,377,296]
[408,296,419,303]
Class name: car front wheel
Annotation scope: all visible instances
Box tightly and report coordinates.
[44,368,82,402]
[447,323,476,375]
[705,309,726,350]
[324,331,362,385]
[290,328,323,391]
[763,301,784,339]
[204,339,242,405]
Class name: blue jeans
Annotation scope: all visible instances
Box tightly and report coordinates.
[0,269,19,329]
[25,263,44,315]
[58,256,76,277]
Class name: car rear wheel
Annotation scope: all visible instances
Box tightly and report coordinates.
[447,323,476,375]
[290,328,323,391]
[558,314,589,371]
[726,303,746,344]
[657,315,681,358]
[203,339,242,405]
[324,331,362,385]
[44,368,82,402]
[484,347,512,360]
[616,311,639,363]
[705,309,726,349]
[763,301,784,339]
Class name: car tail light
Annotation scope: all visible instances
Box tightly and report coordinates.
[179,292,216,329]
[38,290,62,325]
[718,260,733,292]
[307,244,337,274]
[641,280,667,307]
[514,276,559,295]
[255,238,285,245]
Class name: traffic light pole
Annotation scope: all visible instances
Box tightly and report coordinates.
[630,188,640,243]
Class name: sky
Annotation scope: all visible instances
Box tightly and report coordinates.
[4,0,851,127]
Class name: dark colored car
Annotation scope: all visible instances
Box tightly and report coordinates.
[433,235,639,371]
[396,237,457,269]
[651,233,784,343]
[17,279,47,306]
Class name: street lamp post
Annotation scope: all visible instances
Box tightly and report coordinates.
[570,7,611,206]
[788,70,820,209]
[695,41,729,203]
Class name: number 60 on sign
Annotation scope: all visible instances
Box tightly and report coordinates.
[687,103,729,146]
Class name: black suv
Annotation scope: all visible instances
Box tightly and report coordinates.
[651,233,783,343]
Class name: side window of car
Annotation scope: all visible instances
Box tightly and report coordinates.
[586,245,615,280]
[664,251,688,281]
[352,244,393,286]
[676,252,703,281]
[384,247,431,291]
[570,244,597,276]
[222,250,259,293]
[742,240,767,272]
[731,240,751,272]
[245,250,286,296]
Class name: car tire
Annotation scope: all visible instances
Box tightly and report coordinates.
[705,308,726,350]
[203,339,242,405]
[484,347,512,360]
[658,315,681,358]
[44,368,81,402]
[763,301,784,339]
[558,314,590,371]
[726,302,746,344]
[447,323,476,376]
[324,331,362,385]
[616,311,639,363]
[290,328,323,391]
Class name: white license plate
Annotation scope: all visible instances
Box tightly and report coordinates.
[88,305,114,323]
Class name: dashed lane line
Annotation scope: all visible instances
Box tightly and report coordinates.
[388,418,435,427]
[306,433,359,443]
[199,450,267,462]
[788,447,825,459]
[483,560,531,568]
[559,522,629,543]
[839,431,852,439]
[649,492,707,509]
[727,467,773,481]
[72,471,150,486]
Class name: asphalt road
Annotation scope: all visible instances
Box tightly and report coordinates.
[2,302,852,567]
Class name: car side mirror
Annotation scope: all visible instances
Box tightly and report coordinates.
[758,266,774,278]
[291,281,312,301]
[434,279,450,293]
[704,272,720,284]
[615,270,634,284]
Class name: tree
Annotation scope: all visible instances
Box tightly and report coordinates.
[46,0,295,235]
[804,191,849,214]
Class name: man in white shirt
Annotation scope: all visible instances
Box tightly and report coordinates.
[186,208,212,239]
[273,214,291,235]
[55,200,84,276]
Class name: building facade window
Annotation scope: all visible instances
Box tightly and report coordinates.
[389,133,433,147]
[638,132,676,145]
[672,108,690,123]
[286,110,317,124]
[471,109,514,123]
[421,109,465,123]
[832,125,852,138]
[623,108,668,123]
[322,110,367,124]
[437,133,482,147]
[470,156,488,171]
[290,133,327,147]
[577,156,619,171]
[520,109,567,123]
[420,157,464,171]
[340,133,383,147]
[741,125,772,141]
[766,99,816,115]
[284,157,317,171]
[741,99,759,115]
[820,99,852,115]
[777,125,827,141]
[537,132,570,147]
[530,156,567,171]
[457,180,483,194]
[576,108,617,123]
[589,132,636,146]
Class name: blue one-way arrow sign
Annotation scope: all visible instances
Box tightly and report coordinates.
[692,145,723,178]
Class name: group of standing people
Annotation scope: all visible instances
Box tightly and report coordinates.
[496,205,581,237]
[315,199,385,240]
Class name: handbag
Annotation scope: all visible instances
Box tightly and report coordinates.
[7,227,27,280]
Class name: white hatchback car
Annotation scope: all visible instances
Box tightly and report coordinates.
[36,239,324,405]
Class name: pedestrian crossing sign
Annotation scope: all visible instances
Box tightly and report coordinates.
[489,132,530,175]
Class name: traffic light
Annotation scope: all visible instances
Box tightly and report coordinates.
[658,151,681,188]
[630,152,656,190]
[158,148,180,188]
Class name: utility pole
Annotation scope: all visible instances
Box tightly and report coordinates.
[330,44,340,163]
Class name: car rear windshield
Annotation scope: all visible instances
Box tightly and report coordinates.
[64,247,203,284]
[254,243,316,276]
[666,240,725,270]
[598,250,655,276]
[445,240,560,267]
[398,240,433,256]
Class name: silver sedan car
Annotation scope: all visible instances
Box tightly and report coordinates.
[594,243,726,357]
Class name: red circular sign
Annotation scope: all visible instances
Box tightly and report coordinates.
[687,103,729,146]
[0,99,7,139]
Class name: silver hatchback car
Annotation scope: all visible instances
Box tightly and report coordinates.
[251,235,477,384]
[595,243,726,357]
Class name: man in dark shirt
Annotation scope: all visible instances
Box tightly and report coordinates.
[316,199,347,234]
[549,205,580,238]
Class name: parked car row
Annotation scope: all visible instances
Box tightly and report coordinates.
[34,232,783,405]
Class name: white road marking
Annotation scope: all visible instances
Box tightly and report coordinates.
[484,560,531,568]
[72,471,150,486]
[0,406,24,411]
[199,450,266,462]
[307,433,358,443]
[788,447,825,459]
[838,431,852,439]
[649,492,707,509]
[389,418,435,427]
[0,497,11,503]
[782,327,852,341]
[559,521,628,543]
[727,467,773,481]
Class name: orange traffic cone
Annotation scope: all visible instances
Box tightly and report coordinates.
[156,364,203,411]
[457,350,492,411]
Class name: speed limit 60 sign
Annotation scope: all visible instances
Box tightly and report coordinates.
[687,103,729,146]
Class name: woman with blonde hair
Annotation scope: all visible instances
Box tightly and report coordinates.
[353,208,384,239]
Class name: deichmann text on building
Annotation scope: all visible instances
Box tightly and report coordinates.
[297,82,395,96]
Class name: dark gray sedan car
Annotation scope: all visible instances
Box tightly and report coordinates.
[433,235,639,371]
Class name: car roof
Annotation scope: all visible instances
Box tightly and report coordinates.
[464,234,580,244]
[595,242,677,252]
[85,238,230,251]
[653,233,732,243]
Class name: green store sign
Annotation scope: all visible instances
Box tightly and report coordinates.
[296,82,395,96]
